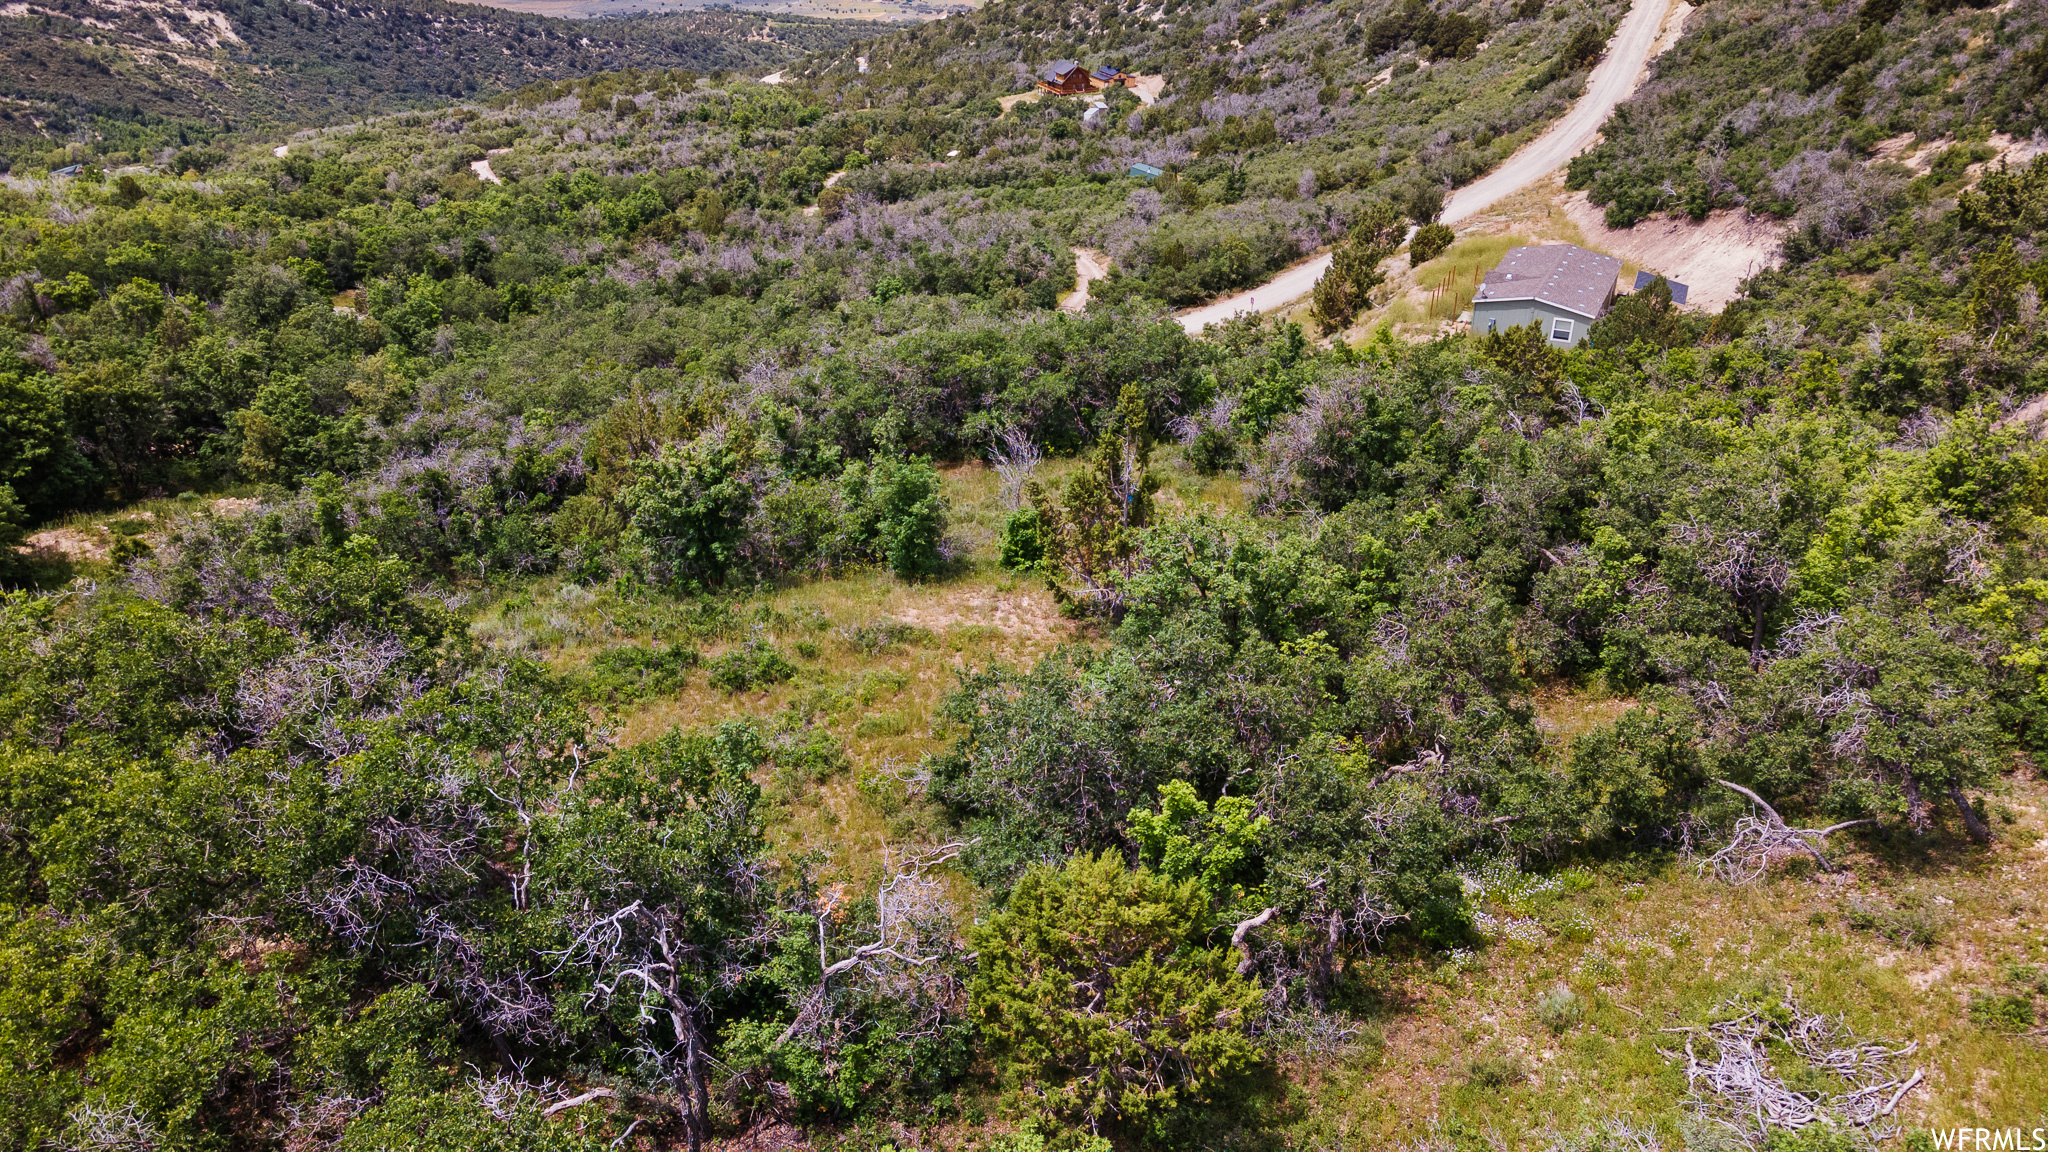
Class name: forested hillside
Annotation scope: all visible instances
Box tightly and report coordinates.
[3,0,2048,1147]
[798,0,1636,305]
[0,0,869,172]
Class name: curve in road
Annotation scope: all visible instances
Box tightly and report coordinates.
[1174,0,1678,335]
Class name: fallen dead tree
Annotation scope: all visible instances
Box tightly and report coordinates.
[1660,992,1923,1146]
[1700,779,1874,883]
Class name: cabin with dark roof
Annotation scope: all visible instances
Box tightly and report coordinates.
[1470,244,1623,347]
[1037,60,1092,95]
[1091,65,1133,89]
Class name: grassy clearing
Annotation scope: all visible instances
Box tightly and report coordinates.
[470,457,1250,890]
[468,563,1083,889]
[1275,770,2048,1144]
[40,487,266,533]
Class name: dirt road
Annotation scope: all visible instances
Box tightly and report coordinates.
[1175,0,1679,334]
[1061,248,1111,311]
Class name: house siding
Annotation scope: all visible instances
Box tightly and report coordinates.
[1471,299,1595,346]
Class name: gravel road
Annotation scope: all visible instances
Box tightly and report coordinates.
[1173,0,1678,335]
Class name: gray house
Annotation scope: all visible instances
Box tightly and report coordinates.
[1470,244,1622,347]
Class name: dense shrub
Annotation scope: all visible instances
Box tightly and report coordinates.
[580,642,700,702]
[1968,991,2036,1032]
[1409,223,1455,266]
[707,638,798,692]
[968,851,1262,1128]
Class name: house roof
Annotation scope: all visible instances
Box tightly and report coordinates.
[1128,162,1164,178]
[1091,65,1127,80]
[1042,59,1082,82]
[1473,244,1623,320]
[1633,269,1690,305]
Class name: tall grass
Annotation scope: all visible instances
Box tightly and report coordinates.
[1411,232,1533,322]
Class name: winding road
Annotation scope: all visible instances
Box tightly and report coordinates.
[1174,0,1680,334]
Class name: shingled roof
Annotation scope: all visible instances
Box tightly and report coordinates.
[1473,244,1623,320]
[1042,59,1082,83]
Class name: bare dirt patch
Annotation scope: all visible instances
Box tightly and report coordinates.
[891,586,1068,642]
[1561,190,1785,312]
[1872,131,2048,177]
[19,527,107,562]
[1126,73,1166,105]
[997,89,1043,116]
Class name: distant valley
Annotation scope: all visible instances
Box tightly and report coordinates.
[471,0,972,26]
[0,0,870,168]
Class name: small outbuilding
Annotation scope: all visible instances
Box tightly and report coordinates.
[1633,269,1689,305]
[1470,243,1623,347]
[1128,162,1165,179]
[1091,65,1134,89]
[1038,60,1093,95]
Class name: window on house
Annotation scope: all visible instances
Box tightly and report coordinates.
[1550,317,1573,342]
[1486,318,1497,333]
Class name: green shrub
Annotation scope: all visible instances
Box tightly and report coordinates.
[985,1122,1112,1152]
[842,456,947,581]
[707,639,796,693]
[1184,427,1239,476]
[580,643,699,702]
[1844,897,1947,949]
[999,505,1047,571]
[621,435,755,590]
[766,724,848,798]
[969,851,1262,1127]
[1465,1050,1526,1090]
[1762,1127,1864,1152]
[1409,223,1455,266]
[1534,987,1581,1034]
[109,534,153,564]
[1968,991,2035,1032]
[841,617,930,655]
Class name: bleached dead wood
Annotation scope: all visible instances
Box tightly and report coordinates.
[774,841,970,1047]
[542,1087,616,1117]
[1701,779,1873,882]
[1659,991,1923,1145]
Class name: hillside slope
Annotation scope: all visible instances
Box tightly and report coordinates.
[0,0,869,169]
[6,0,2048,1149]
[779,0,1636,309]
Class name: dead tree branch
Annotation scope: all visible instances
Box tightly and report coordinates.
[1231,906,1278,976]
[1702,780,1873,882]
[542,1088,616,1117]
[1661,990,1922,1145]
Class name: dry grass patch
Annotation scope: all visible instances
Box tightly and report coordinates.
[1532,684,1639,743]
[1275,774,2048,1144]
[471,561,1089,888]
